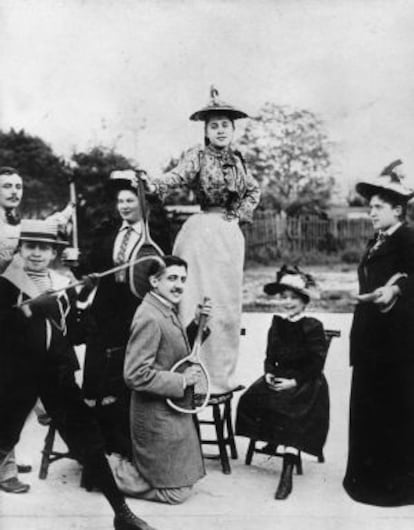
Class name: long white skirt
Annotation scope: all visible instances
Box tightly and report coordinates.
[173,212,244,394]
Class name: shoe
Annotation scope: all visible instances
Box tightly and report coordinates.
[0,477,30,493]
[17,464,33,473]
[275,455,295,500]
[114,503,157,530]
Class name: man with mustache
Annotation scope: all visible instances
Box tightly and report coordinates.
[108,255,210,504]
[0,167,24,273]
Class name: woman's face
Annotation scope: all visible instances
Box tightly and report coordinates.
[369,195,402,231]
[205,114,234,149]
[116,189,142,224]
[279,288,307,318]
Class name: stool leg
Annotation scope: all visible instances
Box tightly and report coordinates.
[213,404,231,474]
[224,400,238,459]
[296,451,303,475]
[39,425,56,479]
[318,453,325,463]
[194,415,201,440]
[245,439,256,465]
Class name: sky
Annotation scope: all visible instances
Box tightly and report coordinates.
[2,0,414,200]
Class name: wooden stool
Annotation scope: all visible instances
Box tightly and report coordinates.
[38,422,75,480]
[244,329,340,473]
[195,385,244,475]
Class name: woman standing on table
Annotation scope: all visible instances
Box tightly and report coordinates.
[146,87,260,394]
[343,160,414,506]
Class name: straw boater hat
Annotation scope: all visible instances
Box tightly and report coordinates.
[356,159,414,201]
[19,219,67,246]
[108,169,139,194]
[189,86,249,122]
[263,265,320,302]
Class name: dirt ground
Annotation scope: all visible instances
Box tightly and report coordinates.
[3,313,414,530]
[243,264,359,313]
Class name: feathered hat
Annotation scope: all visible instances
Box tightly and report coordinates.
[108,169,139,194]
[189,86,249,122]
[263,265,320,302]
[356,160,414,200]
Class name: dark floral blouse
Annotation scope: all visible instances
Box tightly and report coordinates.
[153,144,260,222]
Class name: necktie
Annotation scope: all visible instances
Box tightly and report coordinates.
[5,209,20,226]
[368,232,387,258]
[115,226,133,282]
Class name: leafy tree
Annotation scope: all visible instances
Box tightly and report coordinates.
[0,128,68,216]
[237,103,334,215]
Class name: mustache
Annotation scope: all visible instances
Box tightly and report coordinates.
[171,288,183,294]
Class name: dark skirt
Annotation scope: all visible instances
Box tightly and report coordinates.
[236,375,329,457]
[343,362,414,506]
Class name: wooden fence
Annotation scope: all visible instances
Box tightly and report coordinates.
[243,211,373,259]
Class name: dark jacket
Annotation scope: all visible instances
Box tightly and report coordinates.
[236,315,329,456]
[350,223,414,366]
[81,220,142,399]
[0,264,80,396]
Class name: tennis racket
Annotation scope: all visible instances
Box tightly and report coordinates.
[129,171,164,299]
[166,299,211,414]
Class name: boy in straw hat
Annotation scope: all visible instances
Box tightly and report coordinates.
[236,265,329,500]
[0,219,156,530]
[343,160,414,506]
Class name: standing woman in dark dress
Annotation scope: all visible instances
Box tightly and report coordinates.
[236,266,329,500]
[147,87,260,393]
[343,160,414,506]
[81,170,148,458]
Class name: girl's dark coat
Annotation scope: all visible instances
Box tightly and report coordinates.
[236,315,329,457]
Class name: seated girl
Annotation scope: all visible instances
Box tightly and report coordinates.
[236,266,329,500]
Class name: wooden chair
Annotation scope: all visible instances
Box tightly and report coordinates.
[38,422,75,480]
[195,385,245,475]
[244,329,340,472]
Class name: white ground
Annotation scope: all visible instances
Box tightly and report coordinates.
[2,313,414,529]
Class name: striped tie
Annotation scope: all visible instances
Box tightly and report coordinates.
[115,226,133,282]
[368,232,387,258]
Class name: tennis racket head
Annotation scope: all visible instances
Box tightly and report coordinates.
[129,243,164,299]
[166,359,211,414]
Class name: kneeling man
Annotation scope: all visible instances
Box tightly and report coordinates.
[110,255,209,504]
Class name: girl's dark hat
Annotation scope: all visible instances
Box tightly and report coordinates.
[189,86,249,122]
[108,169,139,194]
[20,219,67,246]
[264,265,320,301]
[356,160,414,200]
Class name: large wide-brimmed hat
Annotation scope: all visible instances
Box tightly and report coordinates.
[189,86,249,122]
[20,219,67,246]
[356,160,414,200]
[108,169,139,194]
[263,265,320,302]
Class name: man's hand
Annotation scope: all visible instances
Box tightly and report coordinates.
[22,291,56,318]
[194,297,212,327]
[183,365,203,388]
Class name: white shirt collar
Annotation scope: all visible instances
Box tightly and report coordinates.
[151,291,175,311]
[283,311,305,322]
[381,222,402,237]
[119,220,141,232]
